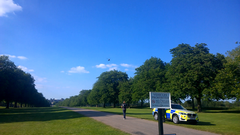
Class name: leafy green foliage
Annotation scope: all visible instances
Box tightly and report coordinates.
[167,43,225,112]
[211,45,240,100]
[118,78,133,104]
[0,55,49,108]
[132,57,167,106]
[56,90,92,107]
[92,70,129,107]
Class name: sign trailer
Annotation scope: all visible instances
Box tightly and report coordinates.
[149,92,171,135]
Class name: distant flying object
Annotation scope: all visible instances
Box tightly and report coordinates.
[108,58,110,61]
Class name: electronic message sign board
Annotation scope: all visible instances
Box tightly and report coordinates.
[149,92,171,109]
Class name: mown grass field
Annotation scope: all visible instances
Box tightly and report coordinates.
[80,107,240,135]
[0,107,129,135]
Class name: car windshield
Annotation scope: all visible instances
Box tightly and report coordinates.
[171,104,185,109]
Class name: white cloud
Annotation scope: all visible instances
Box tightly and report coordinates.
[18,65,34,72]
[61,71,64,73]
[68,66,89,73]
[96,64,106,69]
[0,0,22,17]
[17,56,27,60]
[96,64,118,69]
[120,63,131,67]
[7,54,16,58]
[124,69,129,71]
[120,63,138,68]
[96,63,118,71]
[0,54,27,60]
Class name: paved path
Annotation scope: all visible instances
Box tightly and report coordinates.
[62,107,219,135]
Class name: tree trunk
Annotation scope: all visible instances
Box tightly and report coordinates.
[191,97,195,110]
[6,101,10,109]
[196,97,202,112]
[21,103,23,108]
[103,103,105,108]
[141,99,143,107]
[14,102,17,108]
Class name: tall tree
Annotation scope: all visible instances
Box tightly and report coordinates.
[88,82,101,106]
[118,77,133,105]
[132,57,167,106]
[95,70,128,107]
[78,90,91,106]
[210,45,240,100]
[0,56,18,108]
[167,43,225,112]
[0,55,49,108]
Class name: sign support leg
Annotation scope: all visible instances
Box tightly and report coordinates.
[158,108,163,135]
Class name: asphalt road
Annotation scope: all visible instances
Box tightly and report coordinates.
[62,107,220,135]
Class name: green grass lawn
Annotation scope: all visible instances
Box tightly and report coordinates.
[0,107,129,135]
[80,107,240,135]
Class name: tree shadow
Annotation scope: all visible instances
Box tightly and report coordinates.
[0,107,86,124]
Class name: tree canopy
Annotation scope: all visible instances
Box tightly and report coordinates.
[0,55,50,108]
[166,43,225,112]
[132,57,167,106]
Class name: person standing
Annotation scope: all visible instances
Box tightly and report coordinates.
[121,101,127,119]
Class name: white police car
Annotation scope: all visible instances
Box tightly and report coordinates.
[152,104,199,124]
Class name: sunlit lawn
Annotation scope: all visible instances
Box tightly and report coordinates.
[0,107,129,135]
[80,107,240,135]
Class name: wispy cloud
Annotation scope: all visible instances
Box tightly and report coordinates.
[60,71,64,73]
[18,65,34,72]
[0,0,22,17]
[120,63,138,68]
[96,64,106,69]
[17,56,27,60]
[0,54,27,60]
[96,64,117,69]
[68,66,89,73]
[96,63,118,71]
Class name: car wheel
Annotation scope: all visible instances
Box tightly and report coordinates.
[172,115,179,124]
[154,113,158,120]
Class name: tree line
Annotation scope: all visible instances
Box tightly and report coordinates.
[56,43,240,112]
[0,56,50,108]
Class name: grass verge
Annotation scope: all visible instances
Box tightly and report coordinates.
[80,107,240,135]
[0,107,129,135]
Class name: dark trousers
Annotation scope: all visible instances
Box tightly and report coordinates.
[123,110,126,118]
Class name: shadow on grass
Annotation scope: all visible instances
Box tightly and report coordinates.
[203,110,240,113]
[176,121,215,126]
[185,107,240,114]
[196,121,215,126]
[93,111,151,116]
[0,107,86,124]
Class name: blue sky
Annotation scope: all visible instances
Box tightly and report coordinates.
[0,0,240,99]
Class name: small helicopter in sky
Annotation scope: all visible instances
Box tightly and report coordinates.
[107,58,110,61]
